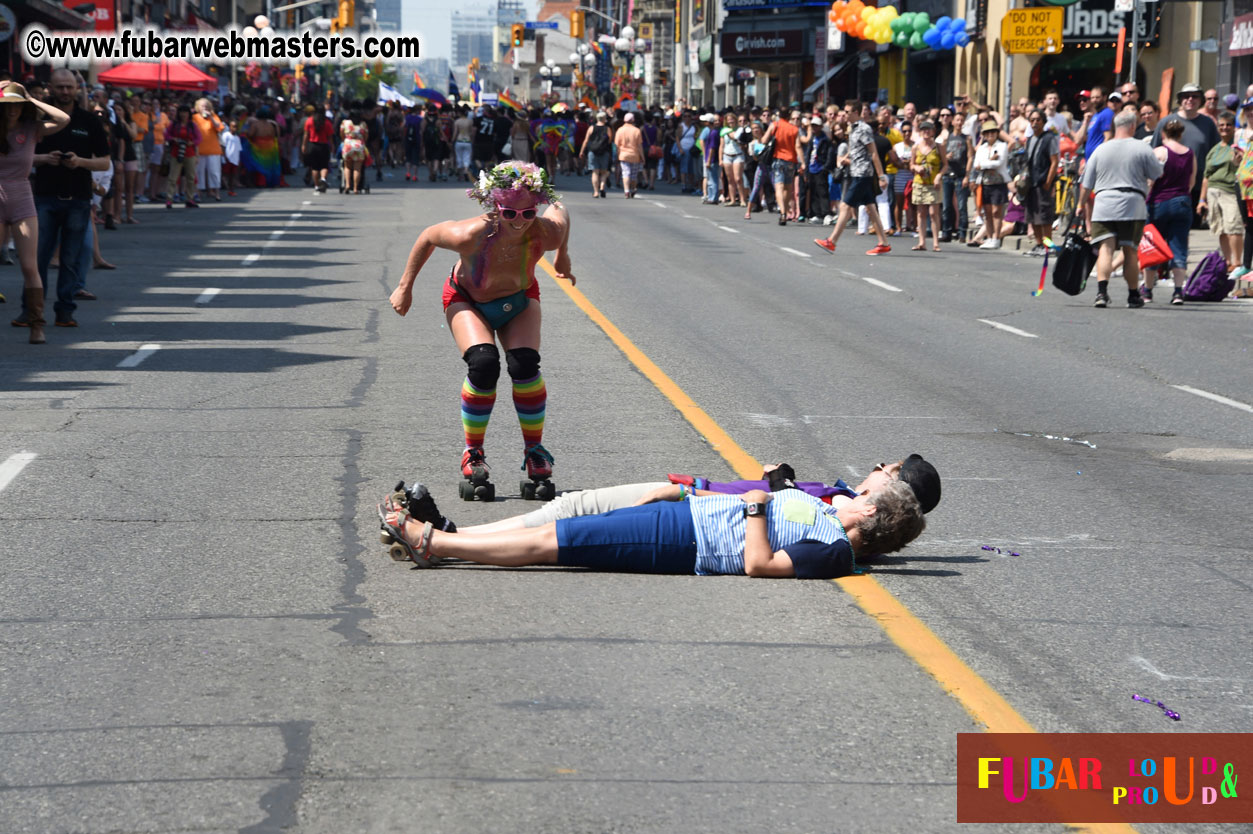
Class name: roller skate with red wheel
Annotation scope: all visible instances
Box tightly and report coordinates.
[519,443,556,501]
[458,446,495,502]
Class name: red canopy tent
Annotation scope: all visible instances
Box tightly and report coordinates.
[97,60,216,92]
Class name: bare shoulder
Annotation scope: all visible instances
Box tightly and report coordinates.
[534,204,570,249]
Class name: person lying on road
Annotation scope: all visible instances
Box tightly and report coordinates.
[378,480,926,580]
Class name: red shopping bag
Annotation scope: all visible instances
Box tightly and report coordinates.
[1138,223,1173,270]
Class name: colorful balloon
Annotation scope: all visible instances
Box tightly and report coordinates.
[940,31,955,49]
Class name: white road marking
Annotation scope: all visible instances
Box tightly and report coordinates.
[1171,384,1253,414]
[837,268,858,277]
[1131,656,1245,683]
[681,213,697,219]
[1164,448,1253,462]
[270,230,285,239]
[977,318,1038,339]
[862,277,902,292]
[845,466,861,479]
[288,213,302,223]
[0,452,37,493]
[650,200,666,208]
[717,225,741,234]
[242,253,260,266]
[779,246,812,258]
[195,288,221,305]
[302,200,312,205]
[118,344,162,368]
[0,392,83,400]
[745,413,943,428]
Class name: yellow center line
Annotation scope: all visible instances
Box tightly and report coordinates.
[539,257,1134,834]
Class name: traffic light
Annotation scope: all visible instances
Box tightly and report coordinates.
[337,0,354,31]
[511,23,524,48]
[570,10,584,39]
[659,68,669,87]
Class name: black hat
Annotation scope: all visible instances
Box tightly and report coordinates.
[899,454,941,514]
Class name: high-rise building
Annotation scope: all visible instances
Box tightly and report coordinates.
[452,6,496,69]
[374,0,401,31]
[497,0,525,27]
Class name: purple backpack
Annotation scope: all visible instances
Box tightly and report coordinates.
[1183,251,1235,301]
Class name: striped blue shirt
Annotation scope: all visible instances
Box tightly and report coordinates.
[688,489,848,576]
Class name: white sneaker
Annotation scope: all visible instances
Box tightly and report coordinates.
[823,214,835,226]
[979,238,1000,249]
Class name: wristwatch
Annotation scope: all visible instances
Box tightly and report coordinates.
[744,502,768,518]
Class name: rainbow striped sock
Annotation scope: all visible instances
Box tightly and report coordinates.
[460,378,496,448]
[511,373,546,449]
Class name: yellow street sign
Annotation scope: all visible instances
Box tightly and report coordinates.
[1001,7,1063,55]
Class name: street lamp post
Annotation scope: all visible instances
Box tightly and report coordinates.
[570,42,596,102]
[613,25,646,104]
[538,58,558,101]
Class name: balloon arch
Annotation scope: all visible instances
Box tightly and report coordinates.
[829,1,970,52]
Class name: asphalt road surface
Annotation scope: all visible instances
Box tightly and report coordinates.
[2,171,1250,834]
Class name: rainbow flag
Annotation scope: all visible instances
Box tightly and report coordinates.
[467,63,480,104]
[589,41,604,56]
[413,70,425,89]
[498,87,525,112]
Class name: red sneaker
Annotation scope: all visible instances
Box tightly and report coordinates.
[813,238,835,253]
[866,244,892,256]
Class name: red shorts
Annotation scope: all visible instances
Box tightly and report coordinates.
[441,270,540,311]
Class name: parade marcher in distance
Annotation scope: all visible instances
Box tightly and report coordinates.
[388,162,574,502]
[1,78,70,344]
[1082,109,1164,308]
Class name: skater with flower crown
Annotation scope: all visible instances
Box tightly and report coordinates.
[388,161,575,502]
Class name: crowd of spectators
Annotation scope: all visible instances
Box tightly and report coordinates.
[7,69,1252,343]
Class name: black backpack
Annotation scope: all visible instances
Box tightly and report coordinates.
[587,125,610,154]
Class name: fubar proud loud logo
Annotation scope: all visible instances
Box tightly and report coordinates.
[956,733,1251,823]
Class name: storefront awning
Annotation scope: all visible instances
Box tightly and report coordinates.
[803,51,857,96]
[25,0,93,29]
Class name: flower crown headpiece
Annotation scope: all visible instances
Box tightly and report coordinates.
[467,161,560,209]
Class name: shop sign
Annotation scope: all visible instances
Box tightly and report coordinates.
[1033,0,1159,46]
[966,0,988,39]
[724,0,831,10]
[815,27,827,77]
[698,34,712,61]
[1230,11,1253,57]
[720,29,806,59]
[688,39,700,72]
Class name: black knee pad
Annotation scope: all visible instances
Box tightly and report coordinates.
[462,343,501,390]
[505,348,541,382]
